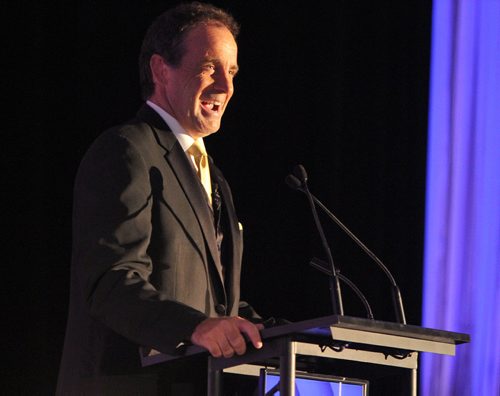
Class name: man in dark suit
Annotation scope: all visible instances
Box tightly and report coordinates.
[57,3,263,394]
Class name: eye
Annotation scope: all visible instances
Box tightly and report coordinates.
[229,66,239,77]
[202,64,216,73]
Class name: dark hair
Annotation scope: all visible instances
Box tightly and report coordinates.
[139,2,240,100]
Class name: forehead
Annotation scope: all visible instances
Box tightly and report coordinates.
[181,23,238,62]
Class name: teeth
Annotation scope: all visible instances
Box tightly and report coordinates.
[202,100,221,111]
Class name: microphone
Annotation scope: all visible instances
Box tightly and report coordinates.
[286,166,407,324]
[286,165,344,316]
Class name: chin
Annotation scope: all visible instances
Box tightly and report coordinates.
[188,128,217,140]
[200,124,221,136]
[203,129,219,138]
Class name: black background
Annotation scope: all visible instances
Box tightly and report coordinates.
[8,1,431,393]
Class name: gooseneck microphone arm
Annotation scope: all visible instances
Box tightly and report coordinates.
[287,168,406,324]
[286,166,344,316]
[308,194,406,324]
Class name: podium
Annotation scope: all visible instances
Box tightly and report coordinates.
[141,315,470,395]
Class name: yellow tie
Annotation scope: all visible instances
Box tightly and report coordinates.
[188,140,212,205]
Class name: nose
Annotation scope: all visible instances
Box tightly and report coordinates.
[213,69,234,94]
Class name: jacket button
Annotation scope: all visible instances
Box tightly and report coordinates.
[215,304,226,315]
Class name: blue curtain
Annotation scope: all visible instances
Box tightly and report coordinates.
[422,0,500,395]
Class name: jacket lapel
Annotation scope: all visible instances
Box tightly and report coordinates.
[165,145,225,278]
[136,105,225,282]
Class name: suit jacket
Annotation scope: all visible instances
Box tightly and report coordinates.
[56,105,248,394]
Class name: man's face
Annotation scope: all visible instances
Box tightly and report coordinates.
[158,24,238,139]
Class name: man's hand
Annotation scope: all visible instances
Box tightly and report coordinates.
[190,316,263,358]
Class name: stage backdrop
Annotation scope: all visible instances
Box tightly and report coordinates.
[422,0,500,394]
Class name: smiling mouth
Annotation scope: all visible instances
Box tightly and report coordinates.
[200,100,222,114]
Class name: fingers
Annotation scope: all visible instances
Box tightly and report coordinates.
[225,326,246,356]
[190,317,263,358]
[237,319,263,350]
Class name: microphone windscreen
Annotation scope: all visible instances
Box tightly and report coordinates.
[293,164,308,183]
[285,174,302,190]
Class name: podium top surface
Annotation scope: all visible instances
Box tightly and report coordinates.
[141,315,470,367]
[263,315,470,345]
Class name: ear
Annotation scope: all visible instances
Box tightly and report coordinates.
[150,54,169,86]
